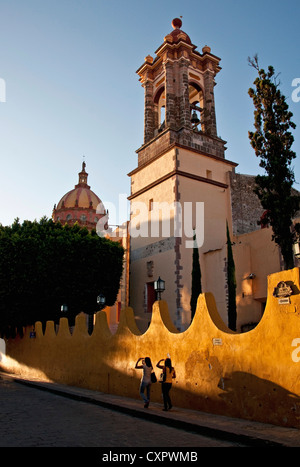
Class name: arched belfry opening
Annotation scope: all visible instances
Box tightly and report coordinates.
[189,82,204,131]
[154,86,166,133]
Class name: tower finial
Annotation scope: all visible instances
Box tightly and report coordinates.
[172,18,182,29]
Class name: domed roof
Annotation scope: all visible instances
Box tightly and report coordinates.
[57,187,100,209]
[53,162,106,231]
[167,18,192,45]
[56,162,101,210]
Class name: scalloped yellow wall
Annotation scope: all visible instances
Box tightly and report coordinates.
[2,268,300,429]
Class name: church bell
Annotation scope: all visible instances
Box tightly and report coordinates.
[191,110,200,124]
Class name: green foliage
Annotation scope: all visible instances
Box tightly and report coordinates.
[0,218,124,336]
[248,55,300,269]
[190,232,202,320]
[226,222,236,331]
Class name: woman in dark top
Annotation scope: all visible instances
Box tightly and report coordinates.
[156,357,176,411]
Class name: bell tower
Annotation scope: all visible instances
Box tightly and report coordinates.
[129,19,237,331]
[136,17,225,164]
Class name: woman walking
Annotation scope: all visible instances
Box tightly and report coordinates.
[156,357,176,411]
[135,357,153,408]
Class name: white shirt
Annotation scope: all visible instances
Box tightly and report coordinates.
[142,364,153,384]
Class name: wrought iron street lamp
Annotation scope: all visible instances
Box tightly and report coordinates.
[293,241,300,258]
[97,293,106,310]
[154,276,165,301]
[60,304,68,314]
[88,294,106,335]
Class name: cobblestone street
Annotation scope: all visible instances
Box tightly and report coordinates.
[0,375,244,448]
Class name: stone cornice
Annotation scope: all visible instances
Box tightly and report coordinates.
[128,168,228,200]
[128,138,237,178]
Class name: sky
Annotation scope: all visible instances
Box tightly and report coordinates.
[0,0,300,227]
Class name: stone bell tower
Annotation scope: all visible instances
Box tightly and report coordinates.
[137,17,225,164]
[128,19,237,331]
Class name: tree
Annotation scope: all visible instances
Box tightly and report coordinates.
[190,231,202,320]
[0,218,124,336]
[226,222,236,331]
[248,55,300,270]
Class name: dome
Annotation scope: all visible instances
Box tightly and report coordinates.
[167,18,192,45]
[57,186,101,210]
[53,162,106,231]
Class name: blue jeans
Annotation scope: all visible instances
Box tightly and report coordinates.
[139,381,151,403]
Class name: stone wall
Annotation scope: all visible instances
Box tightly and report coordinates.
[136,129,226,169]
[229,172,264,235]
[2,268,300,429]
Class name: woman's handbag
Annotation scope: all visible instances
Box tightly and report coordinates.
[159,371,166,383]
[151,372,157,383]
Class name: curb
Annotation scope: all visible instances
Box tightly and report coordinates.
[12,377,285,447]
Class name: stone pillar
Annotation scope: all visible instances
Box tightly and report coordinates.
[164,61,176,130]
[202,70,217,136]
[144,78,155,144]
[178,57,191,129]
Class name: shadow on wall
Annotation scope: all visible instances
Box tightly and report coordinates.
[169,370,300,428]
[2,268,300,429]
[217,371,300,426]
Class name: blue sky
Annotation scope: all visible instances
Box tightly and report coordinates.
[0,0,300,227]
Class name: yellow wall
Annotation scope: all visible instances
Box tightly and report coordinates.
[2,268,300,429]
[130,149,175,194]
[177,169,233,325]
[233,227,282,330]
[129,144,236,330]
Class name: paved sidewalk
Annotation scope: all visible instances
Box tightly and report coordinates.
[2,372,300,447]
